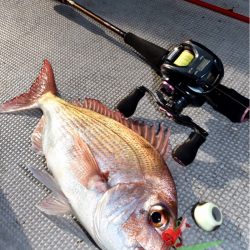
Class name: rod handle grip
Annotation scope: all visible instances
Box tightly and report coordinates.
[207,84,249,123]
[124,32,168,71]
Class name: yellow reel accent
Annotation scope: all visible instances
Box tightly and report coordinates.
[174,50,194,66]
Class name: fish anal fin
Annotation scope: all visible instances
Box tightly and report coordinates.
[37,194,71,216]
[31,116,45,155]
[72,98,170,159]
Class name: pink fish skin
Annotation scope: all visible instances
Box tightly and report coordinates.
[0,60,178,250]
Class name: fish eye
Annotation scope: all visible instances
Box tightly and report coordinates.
[149,205,169,230]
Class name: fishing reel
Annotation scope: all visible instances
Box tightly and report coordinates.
[117,40,249,165]
[56,0,249,166]
[160,40,223,102]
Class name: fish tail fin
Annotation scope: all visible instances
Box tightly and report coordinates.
[0,59,57,113]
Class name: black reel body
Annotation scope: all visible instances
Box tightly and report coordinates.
[160,40,224,113]
[162,40,224,95]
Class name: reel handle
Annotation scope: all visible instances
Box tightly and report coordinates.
[172,132,206,166]
[116,86,147,117]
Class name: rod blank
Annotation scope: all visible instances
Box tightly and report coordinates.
[59,0,126,37]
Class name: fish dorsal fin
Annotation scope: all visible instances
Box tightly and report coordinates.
[73,98,170,159]
[72,98,123,122]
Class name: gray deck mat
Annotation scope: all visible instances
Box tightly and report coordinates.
[0,0,249,249]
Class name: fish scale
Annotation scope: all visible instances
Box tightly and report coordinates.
[40,94,177,205]
[42,97,154,185]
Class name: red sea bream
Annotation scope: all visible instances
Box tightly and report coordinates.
[0,60,180,250]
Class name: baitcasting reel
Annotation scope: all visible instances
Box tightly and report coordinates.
[56,0,249,165]
[116,38,249,165]
[117,40,223,165]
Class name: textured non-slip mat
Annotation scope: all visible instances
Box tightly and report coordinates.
[0,0,249,249]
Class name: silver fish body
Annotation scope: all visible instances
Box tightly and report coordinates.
[0,60,178,250]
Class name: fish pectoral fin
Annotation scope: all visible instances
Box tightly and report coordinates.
[71,136,108,192]
[37,194,71,215]
[28,166,71,215]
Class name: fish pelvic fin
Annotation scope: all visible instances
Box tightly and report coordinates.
[0,59,57,113]
[73,98,171,159]
[28,166,72,215]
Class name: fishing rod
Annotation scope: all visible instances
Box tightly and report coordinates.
[55,0,249,166]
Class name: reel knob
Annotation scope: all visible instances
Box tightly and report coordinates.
[172,132,206,166]
[116,87,146,117]
[192,202,223,231]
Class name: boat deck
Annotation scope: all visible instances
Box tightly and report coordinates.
[0,0,249,249]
